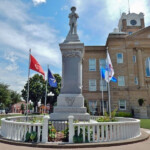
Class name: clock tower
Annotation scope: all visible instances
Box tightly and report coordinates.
[118,12,145,34]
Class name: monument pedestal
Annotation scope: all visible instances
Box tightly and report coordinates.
[50,94,90,121]
[50,39,90,121]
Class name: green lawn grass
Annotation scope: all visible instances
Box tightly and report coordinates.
[140,119,150,129]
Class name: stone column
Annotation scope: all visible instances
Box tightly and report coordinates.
[42,115,49,143]
[60,43,84,94]
[50,42,90,121]
[137,49,144,87]
[68,116,74,143]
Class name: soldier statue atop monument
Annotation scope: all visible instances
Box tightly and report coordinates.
[68,6,79,35]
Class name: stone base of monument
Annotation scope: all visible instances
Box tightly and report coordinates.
[50,94,90,121]
[64,33,80,43]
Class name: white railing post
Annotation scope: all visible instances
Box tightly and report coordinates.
[42,115,49,143]
[68,116,74,143]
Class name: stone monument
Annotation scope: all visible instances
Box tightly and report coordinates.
[50,6,90,121]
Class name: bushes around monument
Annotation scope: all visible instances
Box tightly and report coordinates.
[115,112,133,117]
[25,131,37,142]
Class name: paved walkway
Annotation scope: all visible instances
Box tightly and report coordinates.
[0,138,149,150]
[0,129,149,150]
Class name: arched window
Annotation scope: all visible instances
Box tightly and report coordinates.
[145,57,150,77]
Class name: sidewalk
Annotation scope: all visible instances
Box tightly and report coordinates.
[0,137,149,150]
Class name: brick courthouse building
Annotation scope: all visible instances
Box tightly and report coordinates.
[82,12,150,118]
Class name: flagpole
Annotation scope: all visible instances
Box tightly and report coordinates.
[26,49,31,121]
[108,81,111,118]
[100,65,104,116]
[106,47,111,118]
[44,64,48,114]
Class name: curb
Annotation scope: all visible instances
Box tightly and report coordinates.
[0,130,149,149]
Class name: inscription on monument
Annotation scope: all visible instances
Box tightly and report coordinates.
[65,97,75,106]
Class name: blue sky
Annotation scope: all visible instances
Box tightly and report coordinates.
[0,0,150,93]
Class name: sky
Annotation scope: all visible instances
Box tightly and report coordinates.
[0,0,150,93]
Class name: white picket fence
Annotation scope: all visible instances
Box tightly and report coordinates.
[1,115,49,142]
[68,116,141,143]
[1,115,141,144]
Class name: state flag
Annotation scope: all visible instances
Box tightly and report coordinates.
[48,69,57,88]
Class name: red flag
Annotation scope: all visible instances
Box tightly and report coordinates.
[30,54,45,77]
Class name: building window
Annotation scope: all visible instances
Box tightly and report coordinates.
[89,100,97,115]
[89,79,96,91]
[89,59,96,71]
[145,57,150,77]
[135,77,138,85]
[133,55,136,63]
[117,53,123,63]
[119,100,126,110]
[100,79,107,91]
[118,76,125,86]
[99,59,106,69]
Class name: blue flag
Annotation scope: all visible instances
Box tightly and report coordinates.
[100,68,117,83]
[48,69,57,87]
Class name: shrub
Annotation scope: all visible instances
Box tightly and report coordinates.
[115,112,132,117]
[25,131,37,142]
[97,108,118,122]
[48,126,56,140]
[73,126,93,143]
[138,98,145,106]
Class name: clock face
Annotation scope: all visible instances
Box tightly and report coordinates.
[130,20,137,25]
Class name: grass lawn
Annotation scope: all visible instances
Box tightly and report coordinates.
[140,119,150,129]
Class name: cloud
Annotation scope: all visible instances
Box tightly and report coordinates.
[0,61,26,93]
[32,0,46,6]
[4,51,19,71]
[0,0,62,92]
[61,5,69,11]
[69,0,150,44]
[0,0,62,65]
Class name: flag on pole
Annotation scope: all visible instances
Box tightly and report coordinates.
[29,54,45,77]
[48,69,57,87]
[100,68,117,82]
[105,51,114,82]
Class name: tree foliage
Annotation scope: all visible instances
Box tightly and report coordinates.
[10,90,21,104]
[0,83,21,109]
[0,83,11,108]
[21,74,61,112]
[21,103,25,111]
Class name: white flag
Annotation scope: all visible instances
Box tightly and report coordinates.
[105,51,114,82]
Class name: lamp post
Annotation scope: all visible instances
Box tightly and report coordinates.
[47,92,54,114]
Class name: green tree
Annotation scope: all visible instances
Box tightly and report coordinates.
[10,90,21,104]
[28,103,33,110]
[0,83,11,108]
[21,103,25,114]
[21,74,61,112]
[21,74,45,112]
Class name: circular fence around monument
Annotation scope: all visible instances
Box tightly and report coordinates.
[0,115,141,144]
